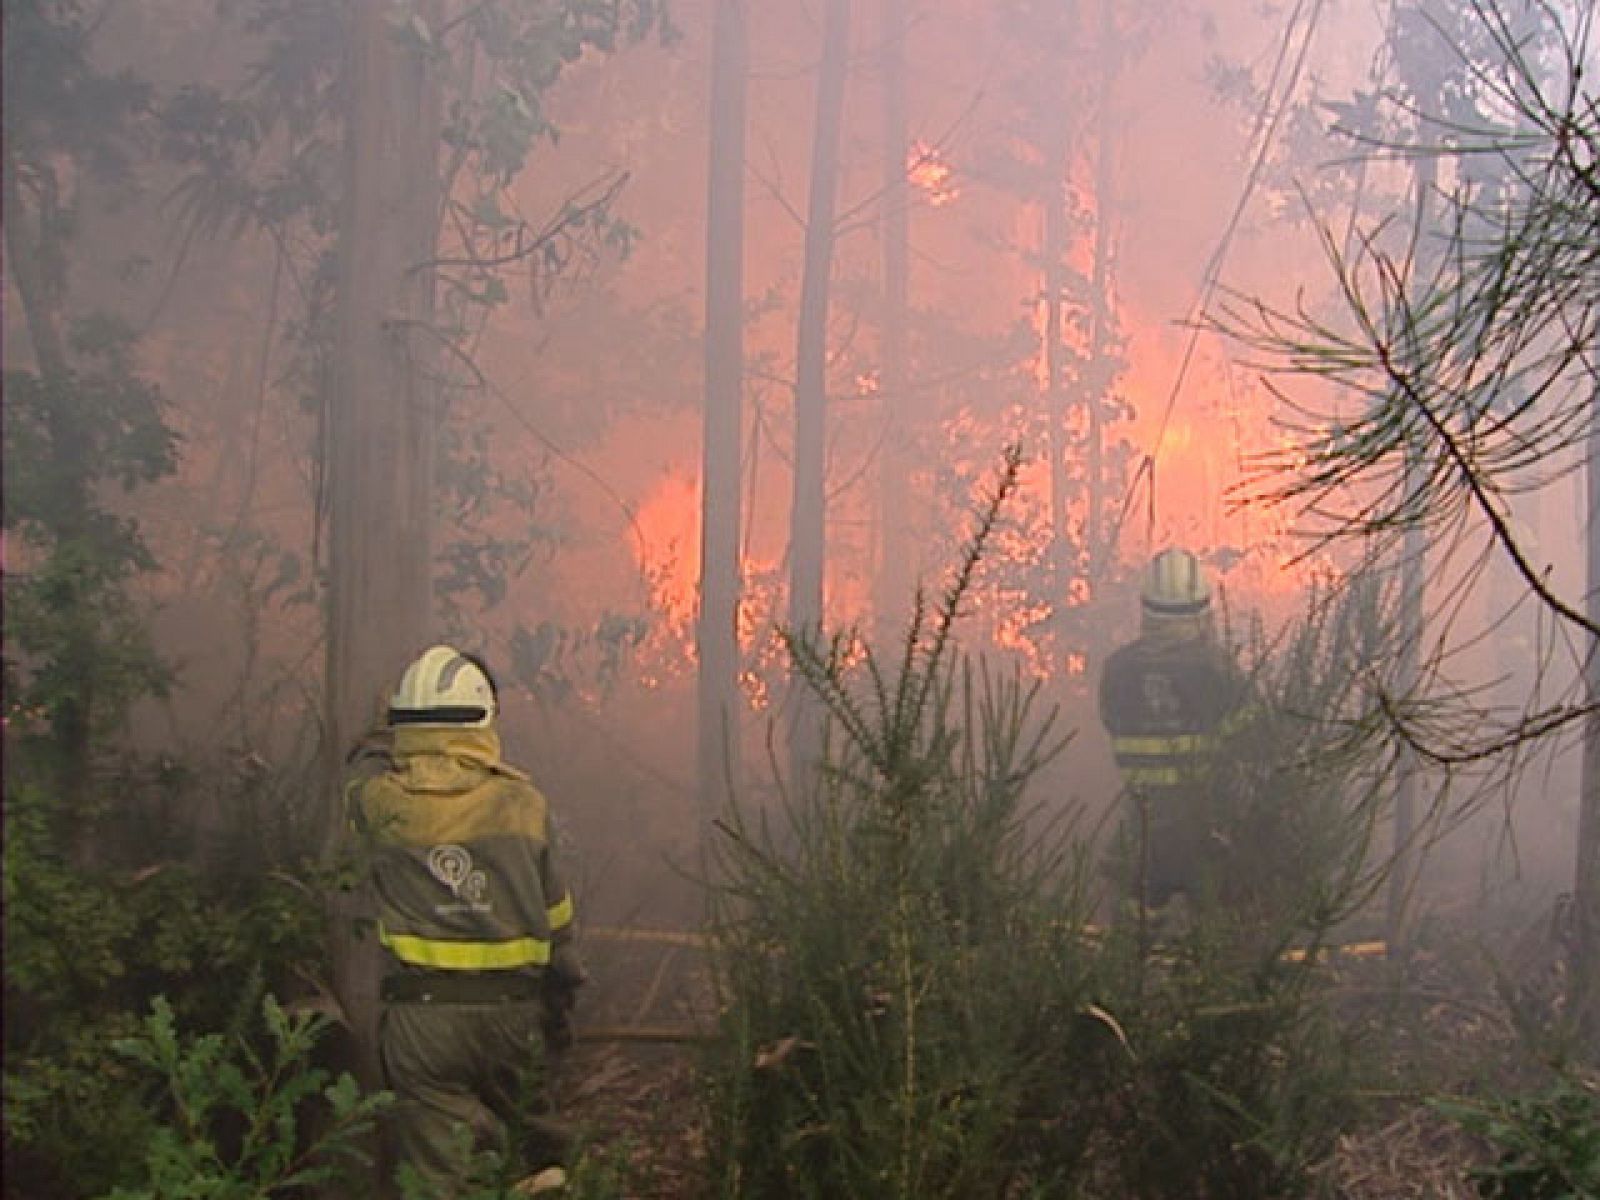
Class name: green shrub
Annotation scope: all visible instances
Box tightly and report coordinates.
[3,315,335,1197]
[97,993,389,1199]
[1086,939,1367,1199]
[1435,1069,1600,1199]
[703,451,1106,1197]
[3,773,328,1198]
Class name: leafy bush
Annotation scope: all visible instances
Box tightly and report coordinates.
[703,452,1106,1196]
[1,310,336,1197]
[1085,939,1367,1199]
[1435,1069,1600,1199]
[99,994,389,1199]
[2,773,328,1199]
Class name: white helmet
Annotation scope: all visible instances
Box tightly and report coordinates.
[1140,548,1211,618]
[389,645,497,727]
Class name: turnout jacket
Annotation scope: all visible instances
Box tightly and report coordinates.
[1098,630,1247,791]
[352,726,579,981]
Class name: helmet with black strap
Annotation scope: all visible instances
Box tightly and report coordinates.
[388,645,498,728]
[1140,548,1211,624]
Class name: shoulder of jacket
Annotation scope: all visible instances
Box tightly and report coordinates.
[353,769,405,806]
[492,773,555,841]
[344,734,393,778]
[1102,639,1151,676]
[486,759,531,784]
[484,766,552,816]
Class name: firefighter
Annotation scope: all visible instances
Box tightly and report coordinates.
[1098,548,1247,916]
[349,645,585,1195]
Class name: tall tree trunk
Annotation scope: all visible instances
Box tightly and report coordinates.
[788,0,851,784]
[1085,0,1118,583]
[2,152,70,380]
[698,0,748,833]
[874,0,910,647]
[1578,390,1600,1056]
[324,0,443,1097]
[1043,122,1068,581]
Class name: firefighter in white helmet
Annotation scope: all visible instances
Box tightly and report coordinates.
[1098,549,1248,914]
[348,645,584,1193]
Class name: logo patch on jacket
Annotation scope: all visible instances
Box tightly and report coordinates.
[1140,671,1182,722]
[426,844,491,913]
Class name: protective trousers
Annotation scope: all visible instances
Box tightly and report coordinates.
[380,1000,559,1194]
[1129,788,1211,910]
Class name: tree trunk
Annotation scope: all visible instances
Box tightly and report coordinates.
[1577,389,1600,1057]
[323,0,443,1096]
[1043,123,1068,583]
[1085,0,1118,582]
[874,0,910,648]
[788,0,851,784]
[697,0,748,833]
[2,152,71,381]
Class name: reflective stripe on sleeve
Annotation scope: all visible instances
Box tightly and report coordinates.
[1111,730,1223,789]
[547,891,574,931]
[1121,765,1186,787]
[378,926,551,969]
[1219,705,1258,736]
[1111,732,1221,757]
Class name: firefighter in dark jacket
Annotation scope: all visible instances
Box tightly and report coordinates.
[1098,549,1247,913]
[350,645,585,1194]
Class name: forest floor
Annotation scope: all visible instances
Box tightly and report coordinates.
[549,1031,1494,1198]
[554,1039,707,1198]
[546,907,1582,1198]
[549,925,713,1195]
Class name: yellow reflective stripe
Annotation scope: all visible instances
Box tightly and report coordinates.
[1124,766,1185,786]
[1219,705,1258,736]
[379,927,551,969]
[547,891,574,931]
[1281,939,1387,963]
[1112,733,1220,756]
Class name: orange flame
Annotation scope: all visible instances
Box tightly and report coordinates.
[633,472,700,633]
[908,141,959,207]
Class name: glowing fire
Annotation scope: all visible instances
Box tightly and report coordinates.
[627,470,789,708]
[908,141,959,207]
[609,126,1318,699]
[632,471,700,633]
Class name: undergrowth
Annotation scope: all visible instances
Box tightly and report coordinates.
[701,450,1405,1198]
